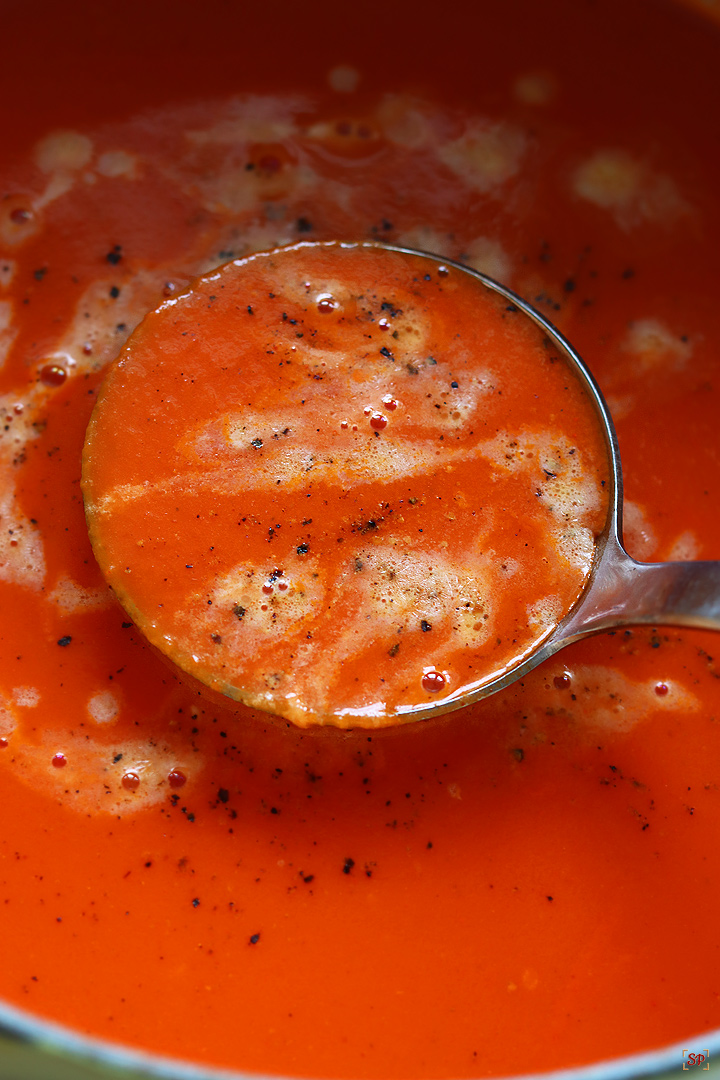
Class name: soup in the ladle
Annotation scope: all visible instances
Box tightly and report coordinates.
[83,242,611,726]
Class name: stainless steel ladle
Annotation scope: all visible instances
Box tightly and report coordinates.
[387,244,720,720]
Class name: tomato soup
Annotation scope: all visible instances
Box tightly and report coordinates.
[82,243,610,726]
[1,0,720,1077]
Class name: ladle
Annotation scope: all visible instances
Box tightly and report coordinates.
[83,241,720,726]
[420,246,720,719]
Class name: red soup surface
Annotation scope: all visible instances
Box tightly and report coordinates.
[1,0,720,1077]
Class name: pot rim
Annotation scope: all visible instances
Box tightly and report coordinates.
[1,997,717,1080]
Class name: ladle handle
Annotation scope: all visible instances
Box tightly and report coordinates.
[561,534,720,641]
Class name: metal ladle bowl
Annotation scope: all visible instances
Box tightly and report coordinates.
[389,245,720,721]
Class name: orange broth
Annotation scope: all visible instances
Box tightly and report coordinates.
[1,0,720,1076]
